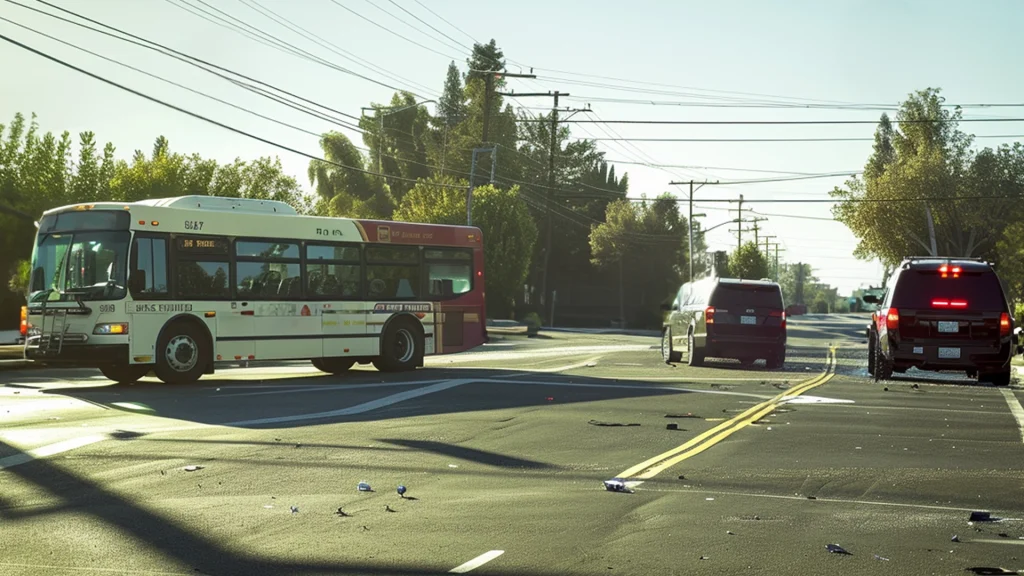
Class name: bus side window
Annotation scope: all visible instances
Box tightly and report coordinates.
[132,236,169,297]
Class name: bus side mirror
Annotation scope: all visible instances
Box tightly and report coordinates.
[129,269,146,293]
[862,294,879,304]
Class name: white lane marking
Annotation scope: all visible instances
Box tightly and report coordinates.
[1000,388,1024,443]
[224,379,471,426]
[972,538,1024,546]
[449,550,505,573]
[427,344,649,365]
[781,395,855,405]
[216,379,446,398]
[0,434,108,471]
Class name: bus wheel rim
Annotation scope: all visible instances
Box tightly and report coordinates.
[166,335,198,372]
[395,329,415,363]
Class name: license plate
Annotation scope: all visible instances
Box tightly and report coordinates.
[740,315,757,325]
[938,347,961,359]
[937,321,959,333]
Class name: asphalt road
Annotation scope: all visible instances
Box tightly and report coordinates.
[2,314,1024,576]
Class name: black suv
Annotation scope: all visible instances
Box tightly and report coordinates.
[662,277,786,368]
[865,258,1022,385]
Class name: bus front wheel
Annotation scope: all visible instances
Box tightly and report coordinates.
[155,321,209,385]
[373,319,422,373]
[99,364,151,384]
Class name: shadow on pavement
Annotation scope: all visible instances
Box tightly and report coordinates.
[0,439,562,576]
[379,438,555,470]
[39,368,691,430]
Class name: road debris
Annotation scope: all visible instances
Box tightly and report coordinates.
[448,464,458,468]
[335,507,349,517]
[807,496,817,500]
[705,497,715,501]
[290,506,299,514]
[358,482,373,492]
[970,511,1000,522]
[666,423,678,430]
[952,535,961,542]
[677,475,686,480]
[397,485,407,498]
[603,478,632,493]
[726,531,735,536]
[588,420,640,427]
[182,465,204,472]
[385,505,396,513]
[873,555,890,561]
[826,544,851,555]
[665,413,701,419]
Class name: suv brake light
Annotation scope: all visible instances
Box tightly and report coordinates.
[939,264,962,279]
[885,308,899,331]
[705,306,715,324]
[20,306,27,336]
[932,299,968,308]
[769,309,786,328]
[1000,312,1011,337]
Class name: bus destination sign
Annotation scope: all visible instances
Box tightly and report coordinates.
[177,236,229,254]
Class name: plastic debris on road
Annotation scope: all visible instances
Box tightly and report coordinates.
[666,423,678,430]
[290,506,299,514]
[603,478,632,493]
[335,507,349,517]
[969,511,998,522]
[826,544,851,555]
[358,481,373,492]
[952,535,961,542]
[448,464,458,468]
[873,555,890,561]
[182,465,204,472]
[705,497,715,501]
[397,485,407,498]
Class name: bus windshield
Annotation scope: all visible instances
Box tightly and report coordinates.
[29,230,130,303]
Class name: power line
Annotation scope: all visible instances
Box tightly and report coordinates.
[562,95,1024,110]
[326,0,462,61]
[521,117,1024,125]
[383,0,471,54]
[165,0,429,97]
[409,0,477,44]
[576,135,1024,143]
[0,31,469,190]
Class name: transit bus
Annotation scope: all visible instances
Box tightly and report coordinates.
[23,195,487,384]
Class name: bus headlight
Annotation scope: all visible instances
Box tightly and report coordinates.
[93,323,129,335]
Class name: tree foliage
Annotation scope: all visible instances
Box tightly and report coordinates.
[729,242,770,280]
[832,88,1024,268]
[590,195,688,325]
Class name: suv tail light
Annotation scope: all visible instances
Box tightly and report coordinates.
[1000,312,1011,337]
[885,308,900,331]
[20,306,27,336]
[769,309,786,328]
[705,306,715,324]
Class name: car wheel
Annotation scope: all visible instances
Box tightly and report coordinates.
[312,358,356,374]
[686,329,704,367]
[373,318,423,373]
[874,338,893,381]
[99,364,151,384]
[982,369,1011,387]
[154,321,209,385]
[867,335,877,376]
[662,327,682,364]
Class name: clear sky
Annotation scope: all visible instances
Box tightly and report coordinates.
[3,0,1023,295]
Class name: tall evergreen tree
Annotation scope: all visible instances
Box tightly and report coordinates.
[438,62,466,127]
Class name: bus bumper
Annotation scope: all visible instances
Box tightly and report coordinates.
[25,344,129,366]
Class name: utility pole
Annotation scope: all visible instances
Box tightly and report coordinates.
[669,179,721,282]
[748,217,768,247]
[768,243,784,282]
[762,235,775,259]
[795,262,805,305]
[500,87,589,318]
[727,195,754,248]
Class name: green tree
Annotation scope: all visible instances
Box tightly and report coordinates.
[465,39,505,82]
[832,88,1024,267]
[729,242,770,280]
[308,131,394,219]
[590,195,688,327]
[394,181,535,318]
[360,92,432,203]
[438,62,466,127]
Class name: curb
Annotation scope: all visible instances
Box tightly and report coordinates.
[0,359,35,371]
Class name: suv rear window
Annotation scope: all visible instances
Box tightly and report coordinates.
[710,284,784,309]
[893,270,1007,311]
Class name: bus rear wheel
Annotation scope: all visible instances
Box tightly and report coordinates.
[99,364,151,384]
[312,358,356,374]
[155,321,209,385]
[373,319,422,373]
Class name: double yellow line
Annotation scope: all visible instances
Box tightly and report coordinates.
[618,347,837,480]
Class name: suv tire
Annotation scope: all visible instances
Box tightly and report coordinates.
[687,329,704,367]
[765,347,785,369]
[982,369,1011,387]
[874,339,893,381]
[662,327,682,364]
[867,333,877,376]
